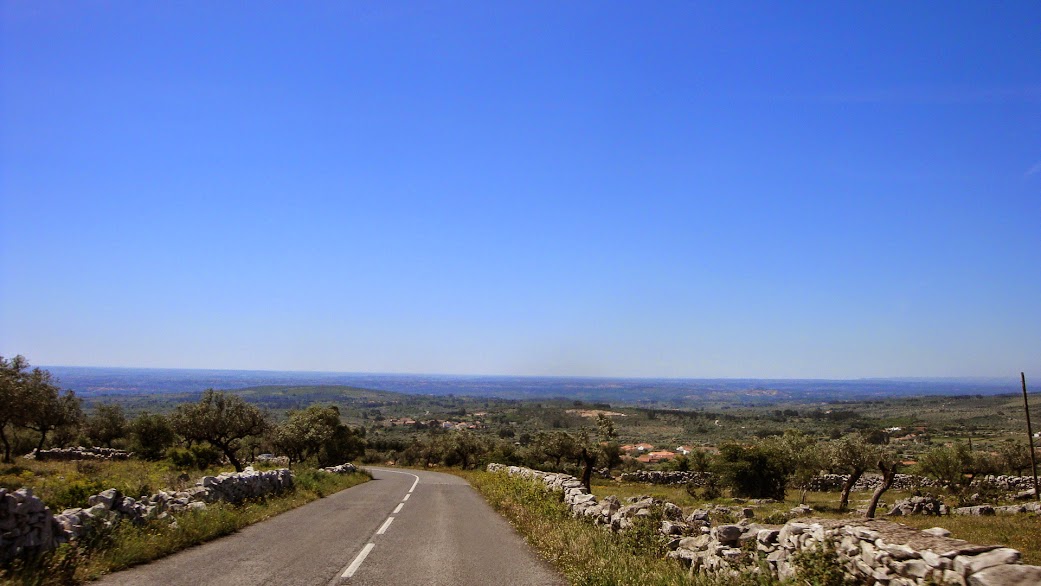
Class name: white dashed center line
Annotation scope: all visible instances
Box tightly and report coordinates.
[341,543,374,578]
[337,469,420,583]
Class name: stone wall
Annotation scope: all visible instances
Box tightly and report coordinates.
[488,463,1041,586]
[807,473,1037,494]
[0,488,65,563]
[619,470,712,486]
[619,469,1039,496]
[24,447,133,461]
[55,467,295,540]
[2,467,295,561]
[319,463,357,474]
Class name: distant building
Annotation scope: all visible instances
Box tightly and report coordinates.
[637,450,676,463]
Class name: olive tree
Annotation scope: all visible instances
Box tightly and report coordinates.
[713,440,791,500]
[866,449,901,518]
[574,414,621,492]
[171,390,269,472]
[829,434,875,511]
[24,371,82,452]
[771,430,826,505]
[275,405,364,467]
[0,356,83,460]
[85,403,128,448]
[130,412,176,460]
[0,355,30,462]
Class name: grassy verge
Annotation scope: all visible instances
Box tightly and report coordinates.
[1,468,370,585]
[454,469,779,586]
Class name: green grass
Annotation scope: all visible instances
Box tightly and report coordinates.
[894,513,1041,566]
[455,469,781,586]
[0,467,370,585]
[0,458,234,512]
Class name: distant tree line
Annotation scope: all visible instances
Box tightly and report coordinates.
[0,356,365,471]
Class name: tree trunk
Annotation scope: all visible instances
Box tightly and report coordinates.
[839,469,863,511]
[580,448,596,492]
[35,426,49,453]
[0,428,11,464]
[218,442,244,472]
[866,462,898,518]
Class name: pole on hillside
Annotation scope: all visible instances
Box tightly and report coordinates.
[1022,373,1040,502]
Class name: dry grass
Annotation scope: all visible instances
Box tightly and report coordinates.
[455,470,779,586]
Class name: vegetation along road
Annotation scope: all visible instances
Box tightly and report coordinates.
[97,467,564,586]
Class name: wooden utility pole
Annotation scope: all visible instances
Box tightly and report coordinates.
[1022,373,1040,502]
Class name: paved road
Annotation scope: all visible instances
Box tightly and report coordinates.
[97,468,564,586]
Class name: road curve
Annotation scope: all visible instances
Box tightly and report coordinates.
[96,467,565,586]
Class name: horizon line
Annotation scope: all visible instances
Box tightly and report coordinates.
[39,363,1031,384]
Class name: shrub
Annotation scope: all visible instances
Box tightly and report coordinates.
[791,540,851,586]
[167,445,223,471]
[49,479,104,511]
[622,505,668,556]
[713,441,790,500]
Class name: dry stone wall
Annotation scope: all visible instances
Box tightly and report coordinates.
[619,470,712,485]
[0,488,64,563]
[2,466,297,561]
[319,463,357,474]
[488,463,1041,586]
[24,447,133,461]
[620,470,1038,496]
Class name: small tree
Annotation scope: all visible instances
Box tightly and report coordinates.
[0,355,31,462]
[21,367,83,452]
[573,414,621,491]
[918,442,980,491]
[998,440,1031,476]
[713,440,791,500]
[532,431,579,470]
[85,403,128,448]
[275,405,364,467]
[131,412,176,460]
[829,434,875,511]
[171,390,269,472]
[865,450,900,518]
[772,430,825,504]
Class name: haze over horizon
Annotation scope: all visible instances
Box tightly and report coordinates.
[3,3,1040,379]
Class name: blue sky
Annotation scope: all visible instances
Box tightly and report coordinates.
[2,2,1039,378]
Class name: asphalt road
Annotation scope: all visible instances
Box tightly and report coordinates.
[96,468,565,586]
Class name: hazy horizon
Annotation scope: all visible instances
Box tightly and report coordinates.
[39,363,1032,385]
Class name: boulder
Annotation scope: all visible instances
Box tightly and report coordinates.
[968,564,1041,586]
[714,524,742,544]
[953,548,1020,577]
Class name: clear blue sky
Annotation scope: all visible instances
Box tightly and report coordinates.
[2,2,1039,378]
